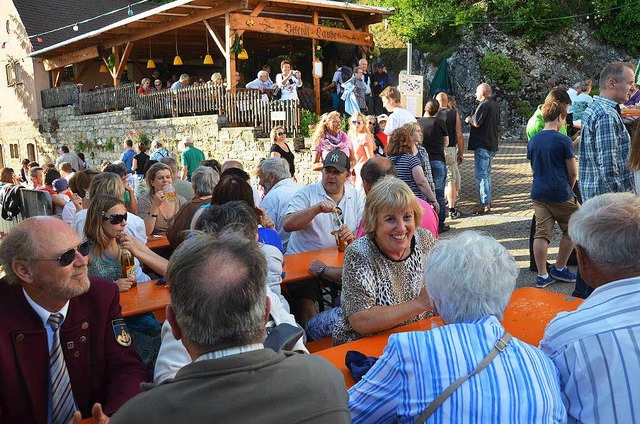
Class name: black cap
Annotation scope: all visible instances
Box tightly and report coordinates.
[323,150,350,173]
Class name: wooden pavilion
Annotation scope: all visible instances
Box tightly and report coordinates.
[29,0,393,114]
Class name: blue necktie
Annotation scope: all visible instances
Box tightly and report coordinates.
[48,313,76,424]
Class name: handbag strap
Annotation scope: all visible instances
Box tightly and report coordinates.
[415,331,512,424]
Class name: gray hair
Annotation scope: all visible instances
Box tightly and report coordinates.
[167,232,267,351]
[599,62,633,90]
[568,193,640,272]
[424,231,519,324]
[259,157,291,182]
[257,70,268,78]
[190,166,219,196]
[0,220,39,285]
[160,157,178,175]
[179,73,189,82]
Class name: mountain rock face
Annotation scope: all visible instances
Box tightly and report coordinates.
[411,23,633,137]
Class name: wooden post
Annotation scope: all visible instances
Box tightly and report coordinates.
[312,10,321,116]
[225,13,236,93]
[52,68,62,87]
[112,46,121,86]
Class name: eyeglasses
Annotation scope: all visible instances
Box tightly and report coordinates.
[351,120,363,125]
[368,122,375,125]
[101,211,128,225]
[38,240,93,267]
[155,83,162,86]
[276,132,285,136]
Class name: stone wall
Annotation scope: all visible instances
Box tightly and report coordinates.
[37,107,318,185]
[0,120,51,170]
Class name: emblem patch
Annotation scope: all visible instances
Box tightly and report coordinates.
[111,318,132,347]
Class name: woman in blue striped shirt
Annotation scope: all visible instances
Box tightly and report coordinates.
[349,230,566,423]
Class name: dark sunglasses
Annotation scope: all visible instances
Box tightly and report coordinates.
[351,120,363,125]
[154,82,162,86]
[101,211,128,225]
[39,240,93,266]
[276,132,285,136]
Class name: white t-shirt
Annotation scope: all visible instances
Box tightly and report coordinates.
[285,182,364,254]
[384,107,417,135]
[275,72,303,101]
[260,178,303,250]
[73,209,147,243]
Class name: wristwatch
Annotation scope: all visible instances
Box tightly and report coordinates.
[315,265,327,278]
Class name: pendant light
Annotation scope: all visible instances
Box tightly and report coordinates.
[237,48,248,60]
[99,64,108,73]
[203,28,213,65]
[146,38,156,69]
[173,30,183,66]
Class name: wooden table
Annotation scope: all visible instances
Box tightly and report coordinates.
[622,107,640,117]
[314,287,583,388]
[146,235,170,250]
[282,246,345,284]
[119,280,170,318]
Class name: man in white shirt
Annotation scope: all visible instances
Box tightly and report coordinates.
[540,193,640,423]
[257,158,302,251]
[245,70,274,92]
[380,86,416,135]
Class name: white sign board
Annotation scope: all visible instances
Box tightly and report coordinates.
[399,74,424,117]
[271,111,287,121]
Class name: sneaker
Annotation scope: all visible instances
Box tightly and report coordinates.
[472,205,488,215]
[536,275,556,288]
[549,266,577,283]
[449,208,462,219]
[439,224,451,233]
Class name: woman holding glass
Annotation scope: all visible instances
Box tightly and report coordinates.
[137,162,187,236]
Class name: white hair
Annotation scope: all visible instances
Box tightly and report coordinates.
[257,70,268,78]
[569,193,640,272]
[424,231,519,324]
[259,157,290,181]
[182,136,194,146]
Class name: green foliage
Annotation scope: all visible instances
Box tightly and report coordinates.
[488,0,568,42]
[104,138,115,152]
[588,0,640,55]
[300,109,319,138]
[515,100,534,119]
[134,132,151,147]
[479,51,524,91]
[74,140,87,152]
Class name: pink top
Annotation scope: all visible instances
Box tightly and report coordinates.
[314,130,351,160]
[355,198,439,239]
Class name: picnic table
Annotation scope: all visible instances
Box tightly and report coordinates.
[314,287,583,388]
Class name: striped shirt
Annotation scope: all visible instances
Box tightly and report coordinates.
[540,276,640,423]
[349,316,566,423]
[578,95,634,202]
[388,153,427,201]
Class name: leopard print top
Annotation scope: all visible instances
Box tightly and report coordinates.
[332,227,436,345]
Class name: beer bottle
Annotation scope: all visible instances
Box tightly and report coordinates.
[121,246,137,287]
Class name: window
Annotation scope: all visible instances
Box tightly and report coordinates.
[9,144,19,159]
[5,61,23,86]
[27,143,36,162]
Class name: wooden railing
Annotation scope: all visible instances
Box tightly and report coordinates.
[79,83,137,114]
[41,84,81,109]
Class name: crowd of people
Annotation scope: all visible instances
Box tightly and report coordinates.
[0,60,639,423]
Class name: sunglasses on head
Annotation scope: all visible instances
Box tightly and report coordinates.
[277,132,285,136]
[40,240,93,267]
[351,120,363,125]
[101,211,128,225]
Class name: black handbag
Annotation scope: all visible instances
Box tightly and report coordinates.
[271,85,282,100]
[264,323,304,352]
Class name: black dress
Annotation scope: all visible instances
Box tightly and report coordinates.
[269,143,295,177]
[133,152,150,177]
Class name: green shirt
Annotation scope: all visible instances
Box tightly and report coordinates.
[526,105,568,141]
[180,146,205,177]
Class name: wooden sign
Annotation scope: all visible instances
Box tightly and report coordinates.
[43,46,99,71]
[229,14,374,47]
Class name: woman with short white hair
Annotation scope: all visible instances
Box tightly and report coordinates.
[349,230,566,423]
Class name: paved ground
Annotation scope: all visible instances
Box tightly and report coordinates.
[439,138,576,295]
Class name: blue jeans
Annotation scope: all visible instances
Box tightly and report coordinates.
[430,160,447,227]
[474,148,495,207]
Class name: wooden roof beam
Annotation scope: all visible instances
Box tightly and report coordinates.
[43,46,99,71]
[103,0,248,49]
[204,20,229,61]
[236,1,267,37]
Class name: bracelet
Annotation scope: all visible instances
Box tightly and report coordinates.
[315,265,327,278]
[149,213,158,218]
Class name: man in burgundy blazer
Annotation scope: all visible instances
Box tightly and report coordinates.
[0,217,149,424]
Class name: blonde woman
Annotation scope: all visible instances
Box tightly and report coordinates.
[348,111,375,188]
[136,162,187,236]
[269,125,295,177]
[311,111,355,171]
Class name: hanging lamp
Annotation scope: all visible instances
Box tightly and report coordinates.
[99,64,108,73]
[173,30,183,66]
[203,28,214,65]
[237,48,248,60]
[146,38,156,69]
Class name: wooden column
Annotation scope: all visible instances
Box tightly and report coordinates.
[312,10,321,115]
[111,46,121,86]
[226,13,236,92]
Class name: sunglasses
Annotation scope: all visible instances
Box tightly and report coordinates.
[276,132,285,136]
[155,83,162,86]
[351,120,363,125]
[101,211,128,225]
[39,240,93,267]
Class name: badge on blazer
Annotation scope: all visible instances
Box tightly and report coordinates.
[111,318,132,347]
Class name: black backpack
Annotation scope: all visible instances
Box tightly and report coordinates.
[0,184,23,221]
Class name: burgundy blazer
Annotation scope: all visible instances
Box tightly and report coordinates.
[0,276,149,424]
